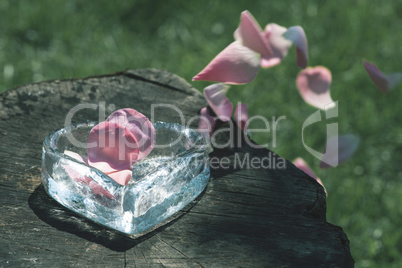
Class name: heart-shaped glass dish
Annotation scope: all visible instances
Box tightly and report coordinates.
[41,121,210,236]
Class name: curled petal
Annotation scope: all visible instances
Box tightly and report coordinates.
[363,60,402,93]
[261,23,292,68]
[283,26,308,68]
[320,134,360,168]
[193,41,261,84]
[198,107,216,141]
[296,66,335,110]
[106,108,155,161]
[293,158,326,195]
[66,108,155,186]
[203,83,233,122]
[87,121,139,173]
[234,103,249,131]
[234,10,272,57]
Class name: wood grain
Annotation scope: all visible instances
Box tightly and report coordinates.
[0,69,353,267]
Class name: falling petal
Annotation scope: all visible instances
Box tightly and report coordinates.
[283,26,308,68]
[320,134,360,168]
[234,10,272,57]
[87,121,139,172]
[203,83,233,121]
[261,23,292,68]
[296,66,335,110]
[106,108,155,161]
[293,157,317,179]
[234,103,249,131]
[198,107,216,141]
[293,158,326,195]
[193,41,261,84]
[363,60,402,93]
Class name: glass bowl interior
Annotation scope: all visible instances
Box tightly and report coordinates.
[41,121,210,236]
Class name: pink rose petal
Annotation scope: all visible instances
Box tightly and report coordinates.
[62,164,116,198]
[261,23,292,68]
[64,151,132,186]
[87,108,155,177]
[234,10,272,57]
[234,103,249,131]
[203,83,233,122]
[64,108,155,186]
[193,41,261,84]
[198,107,216,141]
[105,170,133,186]
[293,157,317,179]
[296,66,335,110]
[62,164,86,184]
[293,158,326,195]
[320,134,360,168]
[283,26,308,68]
[87,121,139,173]
[363,60,402,93]
[87,179,117,198]
[106,108,155,161]
[64,150,88,164]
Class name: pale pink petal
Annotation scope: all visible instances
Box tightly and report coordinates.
[293,157,317,179]
[261,23,292,68]
[203,83,233,122]
[106,108,155,161]
[283,26,308,68]
[87,179,117,198]
[293,158,326,195]
[64,150,88,164]
[193,41,260,84]
[105,170,133,186]
[296,66,335,110]
[62,164,116,198]
[87,121,139,173]
[87,160,121,174]
[234,103,249,131]
[320,134,359,168]
[62,164,86,183]
[234,10,272,57]
[198,107,216,140]
[363,60,402,93]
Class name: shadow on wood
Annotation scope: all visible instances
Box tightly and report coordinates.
[28,184,203,252]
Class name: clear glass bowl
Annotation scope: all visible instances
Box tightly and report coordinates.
[41,121,210,236]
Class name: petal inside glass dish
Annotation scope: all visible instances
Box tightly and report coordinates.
[41,121,210,236]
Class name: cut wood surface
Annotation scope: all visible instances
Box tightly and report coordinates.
[0,69,354,267]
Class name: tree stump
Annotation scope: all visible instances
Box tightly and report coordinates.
[0,69,354,267]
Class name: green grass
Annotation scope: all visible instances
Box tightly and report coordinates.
[1,0,401,266]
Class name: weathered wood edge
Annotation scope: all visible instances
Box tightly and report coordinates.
[0,69,354,267]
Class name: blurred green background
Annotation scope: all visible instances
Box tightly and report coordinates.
[1,0,401,266]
